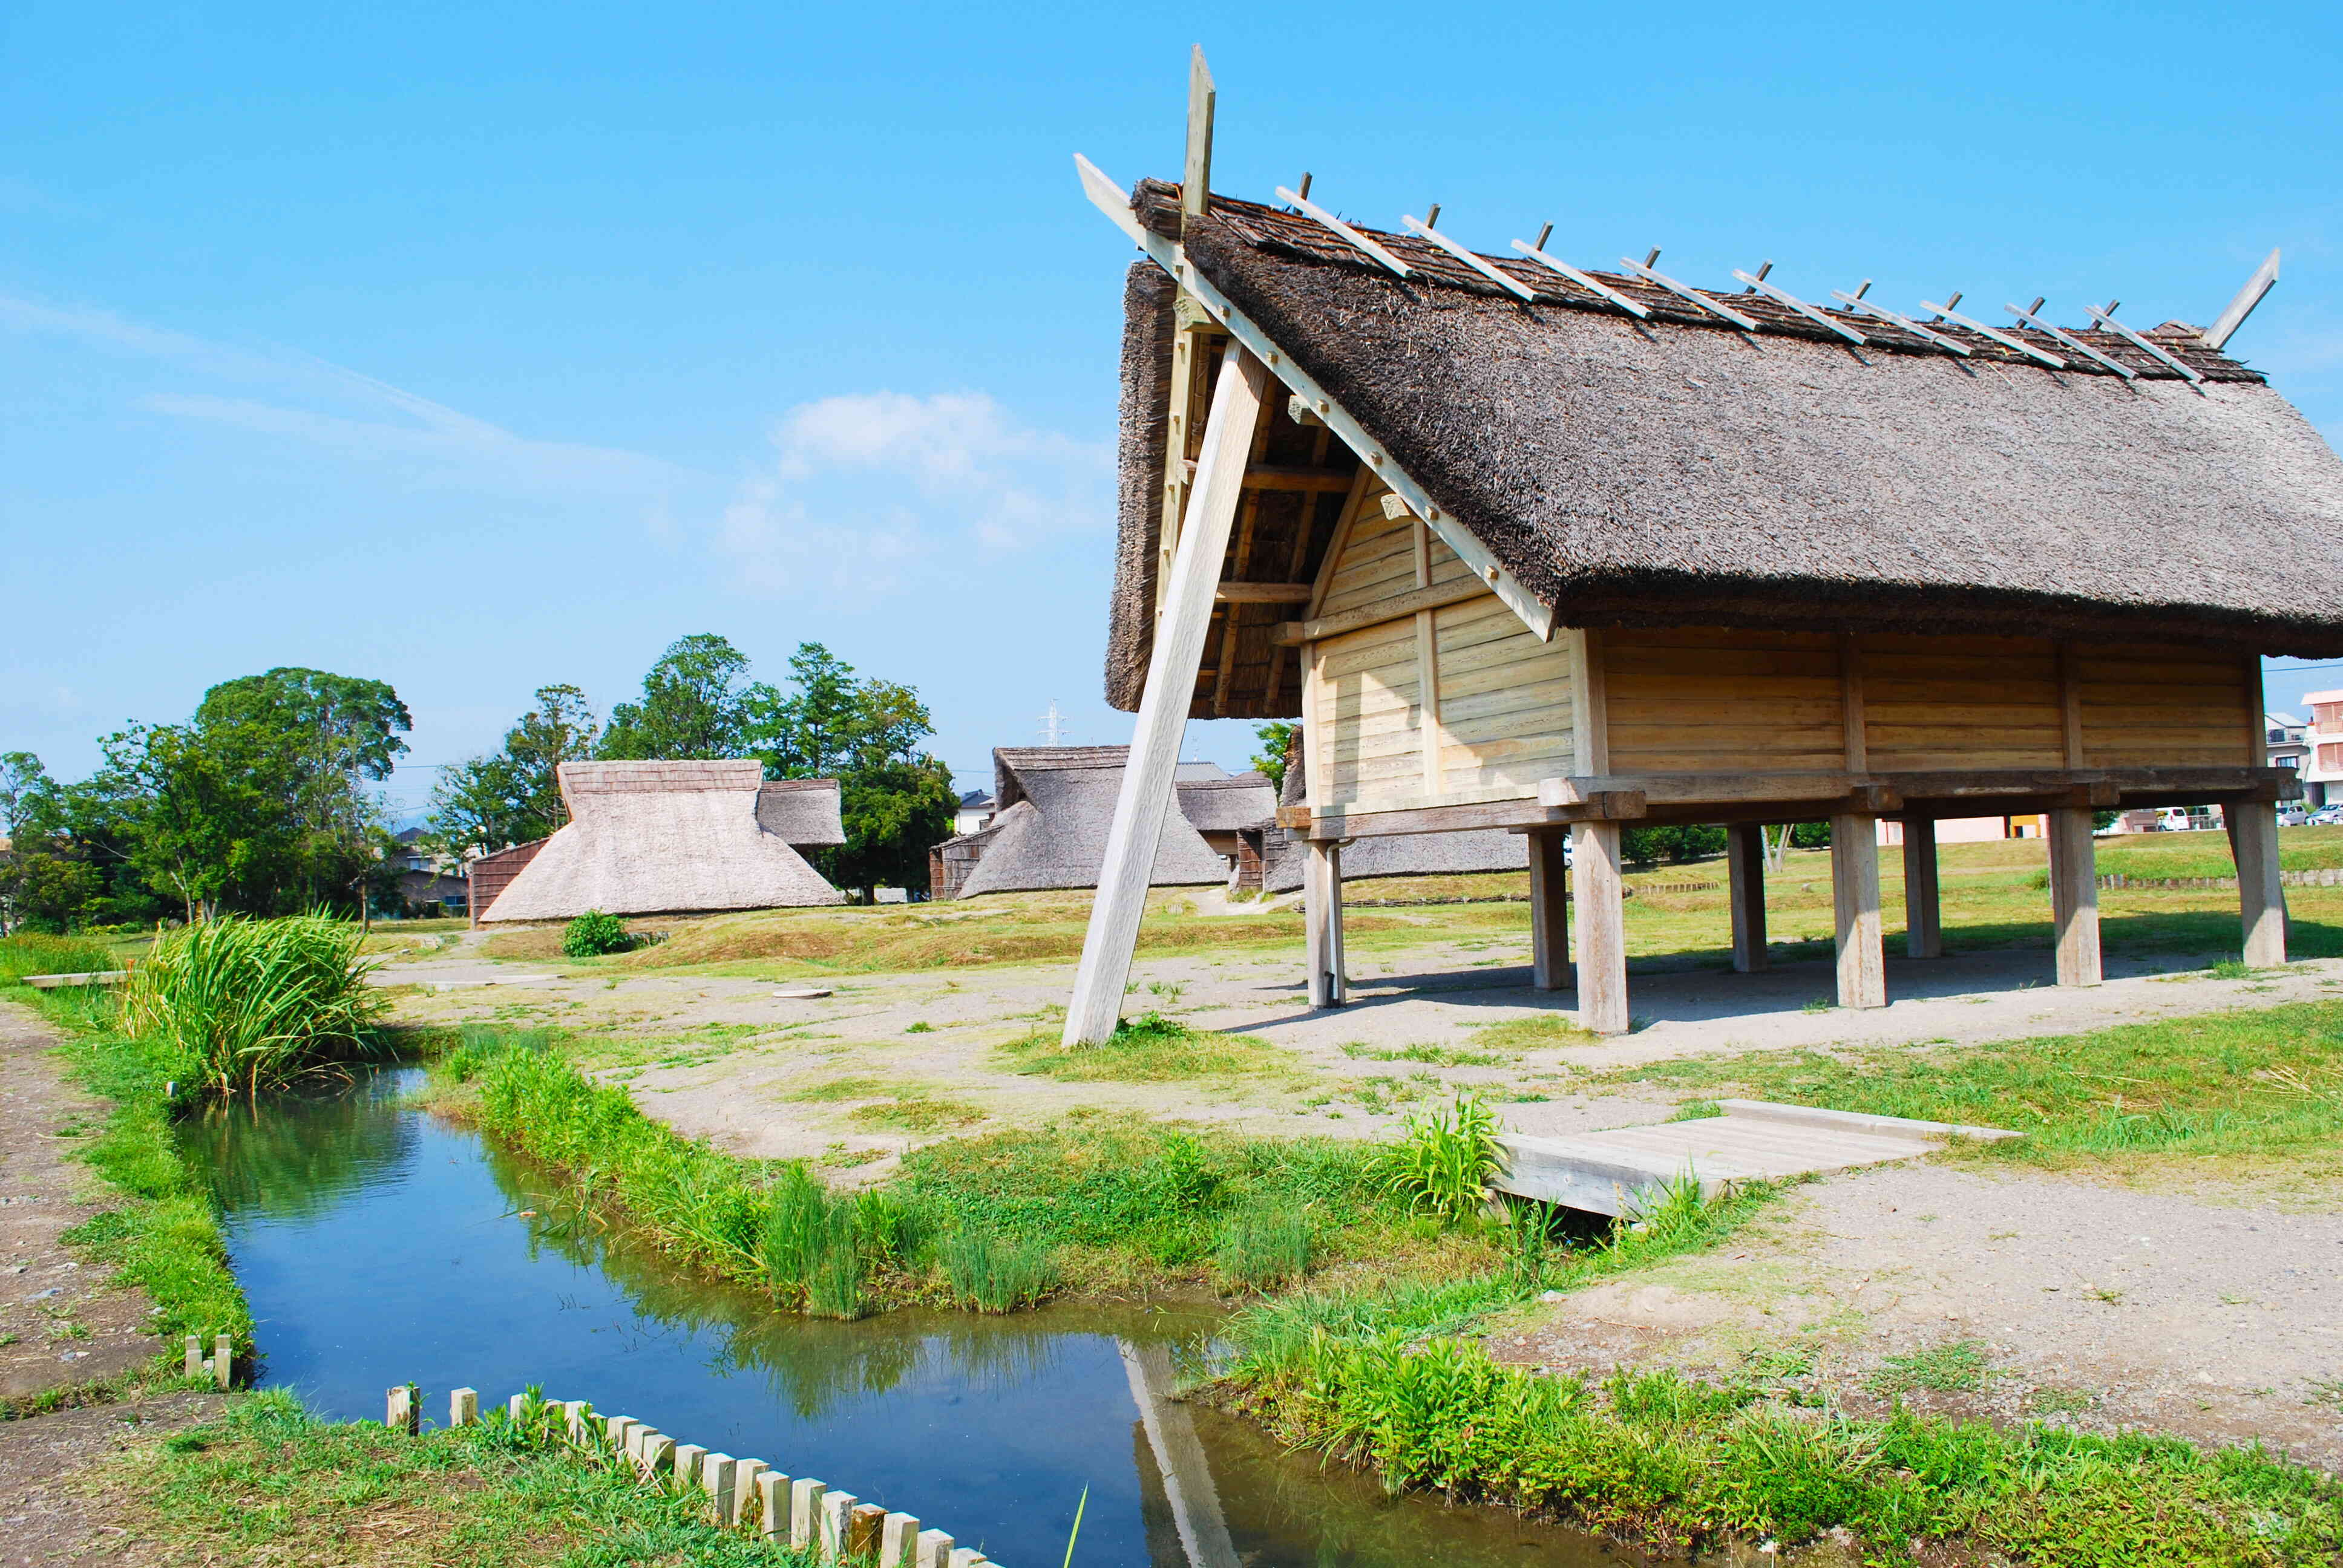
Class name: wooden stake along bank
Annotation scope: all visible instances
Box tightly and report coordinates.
[1062,50,2337,1042]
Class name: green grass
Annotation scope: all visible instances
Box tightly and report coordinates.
[1603,1000,2343,1176]
[1868,1340,1992,1397]
[1225,1336,2340,1563]
[108,1388,822,1566]
[0,931,117,985]
[3,990,251,1396]
[997,1011,1300,1083]
[438,1028,1412,1308]
[1466,1013,1601,1051]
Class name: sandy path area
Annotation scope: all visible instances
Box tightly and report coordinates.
[1486,1161,2343,1468]
[0,1002,162,1404]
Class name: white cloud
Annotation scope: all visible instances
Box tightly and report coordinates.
[715,391,1110,594]
[0,287,704,501]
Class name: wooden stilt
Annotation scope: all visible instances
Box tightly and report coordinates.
[2229,799,2288,966]
[1305,840,1346,1007]
[1527,828,1571,990]
[1571,820,1628,1034]
[1725,823,1768,973]
[1902,817,1942,959]
[1830,814,1886,1009]
[2046,806,2102,986]
[1063,348,1271,1046]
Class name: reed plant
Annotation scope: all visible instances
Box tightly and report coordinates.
[122,915,386,1100]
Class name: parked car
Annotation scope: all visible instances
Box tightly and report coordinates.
[2312,805,2343,826]
[2279,805,2311,827]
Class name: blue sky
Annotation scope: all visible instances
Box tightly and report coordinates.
[5,1,2340,815]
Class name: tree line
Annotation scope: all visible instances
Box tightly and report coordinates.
[0,635,955,932]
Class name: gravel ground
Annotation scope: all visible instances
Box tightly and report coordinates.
[0,1393,221,1566]
[1486,1161,2343,1468]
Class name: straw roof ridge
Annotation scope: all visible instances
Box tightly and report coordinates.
[1104,180,2343,665]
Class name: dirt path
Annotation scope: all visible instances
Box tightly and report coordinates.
[1486,1161,2343,1468]
[0,1392,220,1566]
[0,1001,160,1403]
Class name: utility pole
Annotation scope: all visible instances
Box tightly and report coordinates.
[1037,700,1068,746]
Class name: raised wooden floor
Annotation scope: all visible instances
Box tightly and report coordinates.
[1492,1099,2019,1217]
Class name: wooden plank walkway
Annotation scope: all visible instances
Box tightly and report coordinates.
[1492,1099,2018,1217]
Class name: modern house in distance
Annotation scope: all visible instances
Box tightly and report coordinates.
[1056,51,2340,1044]
[2300,692,2343,810]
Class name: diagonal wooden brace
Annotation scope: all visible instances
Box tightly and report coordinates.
[1062,347,1271,1045]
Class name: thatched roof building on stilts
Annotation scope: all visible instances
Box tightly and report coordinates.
[1055,51,2337,1046]
[479,760,845,922]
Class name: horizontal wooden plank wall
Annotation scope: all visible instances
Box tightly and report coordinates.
[1604,628,1845,773]
[1860,633,2063,770]
[2077,642,2256,767]
[1308,495,1572,812]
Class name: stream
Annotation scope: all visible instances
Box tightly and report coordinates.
[183,1068,1643,1567]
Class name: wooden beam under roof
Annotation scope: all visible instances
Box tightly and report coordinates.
[1075,155,1555,644]
[1214,581,1314,603]
[2204,248,2278,351]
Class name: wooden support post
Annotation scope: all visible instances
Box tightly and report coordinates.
[1902,817,1942,959]
[639,1435,673,1480]
[1304,840,1346,1007]
[790,1478,826,1552]
[914,1529,955,1568]
[1571,820,1628,1034]
[1725,823,1768,973]
[2230,799,2288,966]
[385,1383,417,1434]
[946,1550,984,1568]
[1064,348,1271,1046]
[702,1454,739,1525]
[759,1472,790,1543]
[183,1334,202,1379]
[733,1459,769,1528]
[601,1414,635,1452]
[213,1333,232,1390]
[1527,828,1571,990]
[879,1512,921,1567]
[450,1388,478,1428]
[848,1504,888,1560]
[1830,814,1887,1010]
[672,1444,706,1493]
[507,1392,528,1422]
[2046,806,2102,987]
[820,1491,859,1562]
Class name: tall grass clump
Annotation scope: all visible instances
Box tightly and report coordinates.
[1377,1091,1498,1221]
[1216,1200,1314,1289]
[0,932,117,987]
[939,1227,1058,1312]
[122,914,386,1099]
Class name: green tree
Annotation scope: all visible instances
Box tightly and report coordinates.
[746,642,956,896]
[599,635,764,760]
[505,684,600,831]
[1252,722,1299,793]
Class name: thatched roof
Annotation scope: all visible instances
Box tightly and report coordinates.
[1174,770,1277,832]
[755,778,846,848]
[1107,180,2343,713]
[482,760,841,921]
[950,748,1233,898]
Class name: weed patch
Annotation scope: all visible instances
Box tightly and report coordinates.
[1867,1340,1991,1397]
[1468,1014,1601,1052]
[1600,1001,2343,1177]
[997,1012,1299,1084]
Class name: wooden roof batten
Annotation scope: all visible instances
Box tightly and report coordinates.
[1076,152,1557,644]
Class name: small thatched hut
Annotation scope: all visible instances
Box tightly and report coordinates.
[1057,60,2330,1043]
[941,746,1265,899]
[478,760,844,923]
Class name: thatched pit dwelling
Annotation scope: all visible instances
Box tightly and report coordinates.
[1054,70,2336,1044]
[477,760,844,923]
